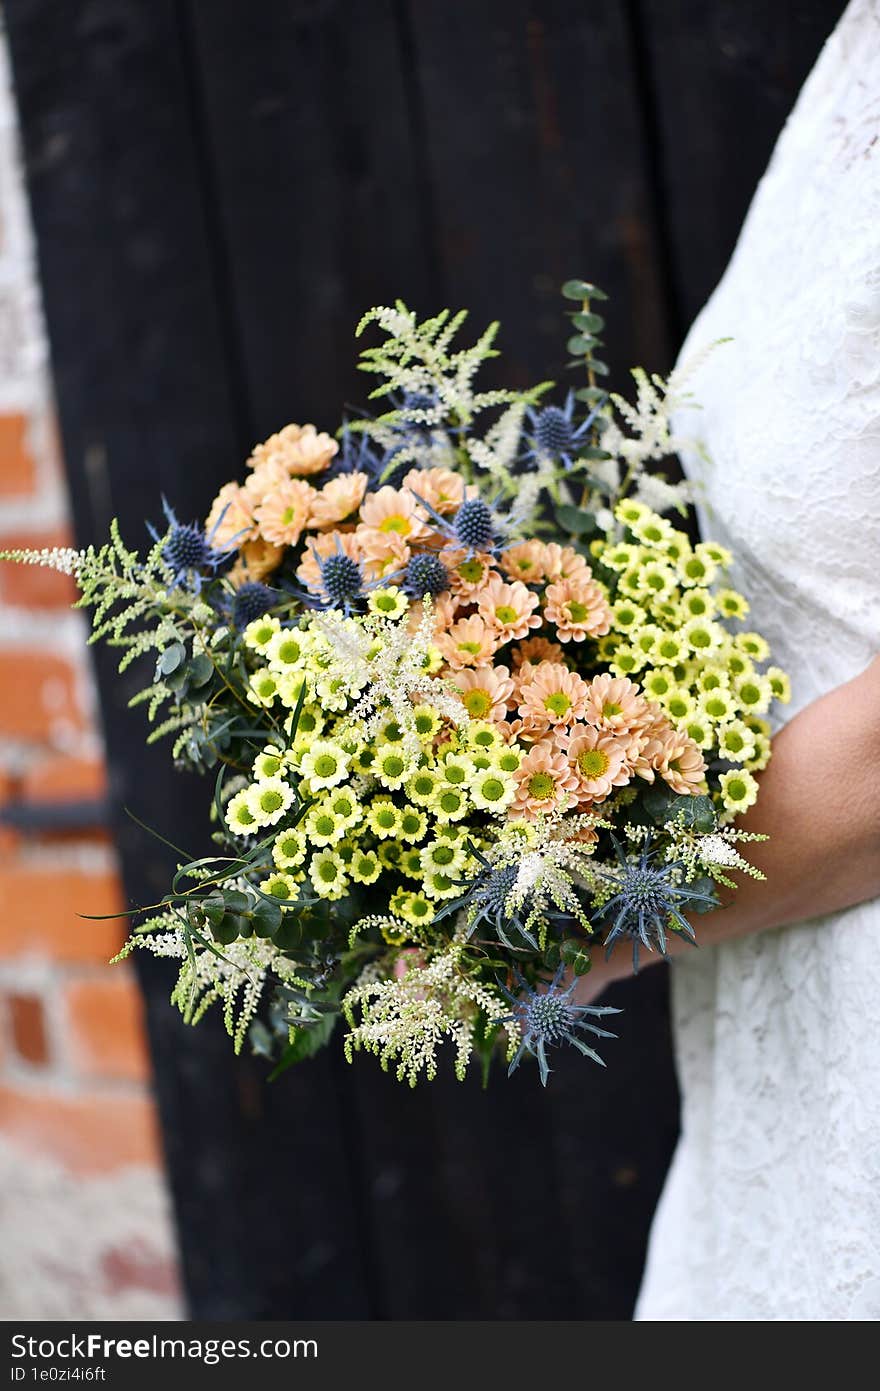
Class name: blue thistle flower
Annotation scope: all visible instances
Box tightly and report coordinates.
[505,966,620,1086]
[453,497,495,552]
[231,582,276,628]
[598,836,718,971]
[316,549,365,610]
[327,427,386,485]
[524,389,603,471]
[403,552,450,599]
[148,498,233,592]
[432,849,549,952]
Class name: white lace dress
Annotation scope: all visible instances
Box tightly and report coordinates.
[635,0,880,1321]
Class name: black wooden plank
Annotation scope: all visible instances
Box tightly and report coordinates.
[396,0,680,1319]
[4,0,372,1318]
[637,0,845,329]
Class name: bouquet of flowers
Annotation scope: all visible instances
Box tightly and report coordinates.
[2,281,789,1086]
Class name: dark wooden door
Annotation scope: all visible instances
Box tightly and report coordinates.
[5,0,842,1318]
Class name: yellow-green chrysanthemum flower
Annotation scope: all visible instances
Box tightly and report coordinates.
[610,598,647,634]
[306,803,347,846]
[367,798,403,838]
[663,688,695,724]
[225,788,259,836]
[718,768,759,816]
[367,585,409,619]
[309,850,349,900]
[697,689,738,725]
[614,498,650,529]
[406,768,442,806]
[377,839,404,871]
[273,827,307,869]
[266,628,307,674]
[494,746,523,774]
[243,614,281,655]
[349,849,382,885]
[734,631,771,662]
[259,872,297,905]
[248,668,281,707]
[412,704,443,741]
[631,511,675,548]
[298,739,351,789]
[609,644,644,678]
[677,550,718,588]
[465,720,504,752]
[680,587,717,621]
[470,767,515,813]
[716,588,750,620]
[766,666,791,704]
[734,673,773,716]
[247,776,294,827]
[697,539,732,568]
[398,805,429,841]
[325,786,362,831]
[254,744,287,780]
[717,720,758,763]
[683,616,725,657]
[398,846,426,879]
[433,785,469,823]
[375,746,411,790]
[421,869,461,900]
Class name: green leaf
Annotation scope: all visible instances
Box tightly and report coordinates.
[584,358,610,376]
[157,642,186,677]
[252,897,283,938]
[554,504,599,536]
[187,653,214,689]
[567,334,595,356]
[571,311,605,334]
[561,279,608,302]
[561,939,593,976]
[222,888,251,915]
[574,387,608,406]
[210,915,242,945]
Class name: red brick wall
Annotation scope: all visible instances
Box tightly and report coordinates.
[0,32,181,1318]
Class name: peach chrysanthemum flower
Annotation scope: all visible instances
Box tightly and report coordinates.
[540,542,593,584]
[296,530,363,596]
[403,467,470,515]
[650,729,707,795]
[510,636,565,669]
[476,575,542,642]
[442,549,499,601]
[205,481,259,548]
[509,740,579,819]
[228,537,284,586]
[544,576,612,642]
[244,458,290,506]
[359,528,411,580]
[308,472,369,530]
[562,726,631,804]
[248,423,338,478]
[451,665,515,722]
[517,662,591,732]
[358,486,428,542]
[583,674,650,736]
[500,540,547,584]
[434,614,498,669]
[254,478,316,547]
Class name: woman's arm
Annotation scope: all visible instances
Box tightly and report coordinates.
[575,654,880,1003]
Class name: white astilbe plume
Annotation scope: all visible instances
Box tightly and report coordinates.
[599,341,729,496]
[343,932,515,1085]
[660,816,767,889]
[313,601,466,758]
[114,912,308,1053]
[0,544,86,577]
[492,810,605,938]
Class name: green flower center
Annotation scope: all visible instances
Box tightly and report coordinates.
[380,515,410,535]
[313,814,335,836]
[458,560,485,583]
[566,601,589,623]
[314,754,339,778]
[602,701,623,718]
[260,790,283,813]
[527,772,555,800]
[480,777,505,802]
[433,845,455,866]
[445,764,467,785]
[458,641,482,655]
[382,755,405,778]
[544,692,572,717]
[739,683,760,706]
[495,605,519,625]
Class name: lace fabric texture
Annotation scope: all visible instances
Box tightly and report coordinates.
[635,0,880,1321]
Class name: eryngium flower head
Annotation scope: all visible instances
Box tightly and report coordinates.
[232,581,276,628]
[433,852,539,951]
[506,965,619,1086]
[599,836,717,970]
[403,552,450,599]
[453,497,495,552]
[524,389,602,471]
[149,498,232,591]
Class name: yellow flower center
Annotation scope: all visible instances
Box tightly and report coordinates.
[566,601,589,624]
[577,748,610,779]
[379,515,411,535]
[527,772,556,800]
[495,605,519,625]
[602,701,622,718]
[457,640,482,655]
[463,690,492,718]
[281,506,297,526]
[260,789,283,813]
[458,560,485,583]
